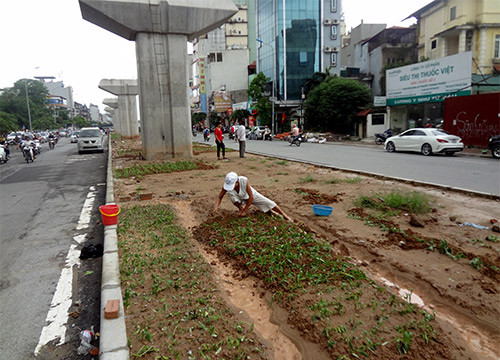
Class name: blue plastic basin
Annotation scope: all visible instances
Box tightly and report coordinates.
[312,205,333,216]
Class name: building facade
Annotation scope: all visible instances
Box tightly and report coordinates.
[407,0,500,92]
[191,0,250,117]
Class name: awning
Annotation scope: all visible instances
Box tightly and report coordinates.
[357,110,371,117]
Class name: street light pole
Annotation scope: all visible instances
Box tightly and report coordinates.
[24,79,33,132]
[256,38,275,135]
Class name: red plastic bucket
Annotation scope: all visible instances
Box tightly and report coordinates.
[99,204,120,226]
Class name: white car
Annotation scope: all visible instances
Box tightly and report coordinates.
[385,128,464,156]
[77,127,104,154]
[70,131,80,143]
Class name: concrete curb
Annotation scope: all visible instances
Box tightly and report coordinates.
[100,136,129,359]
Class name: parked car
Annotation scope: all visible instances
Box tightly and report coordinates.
[488,135,500,159]
[384,128,464,156]
[70,131,80,143]
[77,127,104,154]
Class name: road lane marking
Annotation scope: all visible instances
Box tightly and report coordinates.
[76,186,96,230]
[34,186,97,356]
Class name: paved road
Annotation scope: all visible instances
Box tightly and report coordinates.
[205,137,500,196]
[0,138,106,359]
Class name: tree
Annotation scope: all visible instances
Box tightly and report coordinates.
[73,116,92,128]
[247,72,271,126]
[0,79,52,130]
[208,111,221,128]
[0,111,18,134]
[231,109,251,124]
[304,77,372,133]
[191,112,206,126]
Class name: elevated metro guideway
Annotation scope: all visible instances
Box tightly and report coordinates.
[80,0,238,160]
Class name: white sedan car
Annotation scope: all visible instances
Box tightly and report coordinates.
[385,128,464,156]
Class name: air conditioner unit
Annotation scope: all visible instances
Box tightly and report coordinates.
[325,46,332,52]
[332,47,338,52]
[333,19,338,24]
[324,19,331,25]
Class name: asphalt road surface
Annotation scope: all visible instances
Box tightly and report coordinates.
[0,138,106,359]
[215,137,500,196]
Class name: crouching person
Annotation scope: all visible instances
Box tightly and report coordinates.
[213,172,292,222]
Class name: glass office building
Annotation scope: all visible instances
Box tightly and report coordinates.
[257,0,323,101]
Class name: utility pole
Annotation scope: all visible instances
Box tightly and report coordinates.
[24,79,33,132]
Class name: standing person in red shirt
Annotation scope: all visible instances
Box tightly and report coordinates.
[214,122,227,160]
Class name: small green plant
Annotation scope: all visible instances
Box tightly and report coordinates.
[344,177,362,184]
[298,175,316,183]
[486,235,499,243]
[325,178,341,184]
[469,257,483,270]
[275,160,288,165]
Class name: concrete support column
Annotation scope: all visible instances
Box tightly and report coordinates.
[103,98,121,134]
[478,27,487,70]
[136,33,191,159]
[458,29,467,53]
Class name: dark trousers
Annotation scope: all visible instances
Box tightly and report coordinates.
[239,140,246,158]
[216,139,225,158]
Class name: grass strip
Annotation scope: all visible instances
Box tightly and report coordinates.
[114,160,199,179]
[117,204,267,359]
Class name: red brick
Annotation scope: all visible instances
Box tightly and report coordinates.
[104,299,120,319]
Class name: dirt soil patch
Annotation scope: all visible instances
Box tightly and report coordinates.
[112,137,500,359]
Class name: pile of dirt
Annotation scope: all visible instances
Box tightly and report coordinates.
[113,140,500,360]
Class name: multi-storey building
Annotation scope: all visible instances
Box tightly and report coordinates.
[255,0,342,130]
[406,0,500,93]
[191,0,249,117]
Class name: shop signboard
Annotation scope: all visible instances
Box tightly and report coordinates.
[199,58,207,114]
[374,96,386,107]
[214,91,231,112]
[386,52,472,106]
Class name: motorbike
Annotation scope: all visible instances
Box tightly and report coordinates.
[289,134,304,147]
[264,133,273,141]
[0,144,9,163]
[33,140,42,154]
[375,129,392,145]
[48,138,56,149]
[203,132,210,142]
[23,145,35,163]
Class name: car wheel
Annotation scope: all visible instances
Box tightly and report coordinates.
[492,145,500,159]
[421,143,433,156]
[386,141,395,153]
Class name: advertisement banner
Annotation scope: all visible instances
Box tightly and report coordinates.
[199,57,207,114]
[386,52,472,106]
[214,91,231,112]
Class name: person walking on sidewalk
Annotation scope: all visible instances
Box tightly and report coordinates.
[213,172,293,222]
[236,120,246,158]
[214,122,227,160]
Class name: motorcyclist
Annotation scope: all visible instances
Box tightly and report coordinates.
[263,126,271,140]
[291,124,300,141]
[203,127,210,141]
[0,138,9,158]
[48,132,56,148]
[21,137,36,159]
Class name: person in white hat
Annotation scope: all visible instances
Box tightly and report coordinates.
[213,172,292,222]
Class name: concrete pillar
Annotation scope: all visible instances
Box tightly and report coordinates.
[99,79,139,138]
[79,0,238,160]
[458,29,467,53]
[103,98,121,135]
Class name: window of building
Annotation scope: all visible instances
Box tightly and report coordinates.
[330,25,337,40]
[450,6,456,21]
[431,39,437,50]
[331,0,337,12]
[495,34,500,58]
[299,52,307,65]
[371,114,385,125]
[330,53,337,67]
[208,52,223,63]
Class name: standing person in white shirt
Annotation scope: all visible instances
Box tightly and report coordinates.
[236,120,246,158]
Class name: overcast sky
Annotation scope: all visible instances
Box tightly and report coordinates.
[0,0,431,112]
